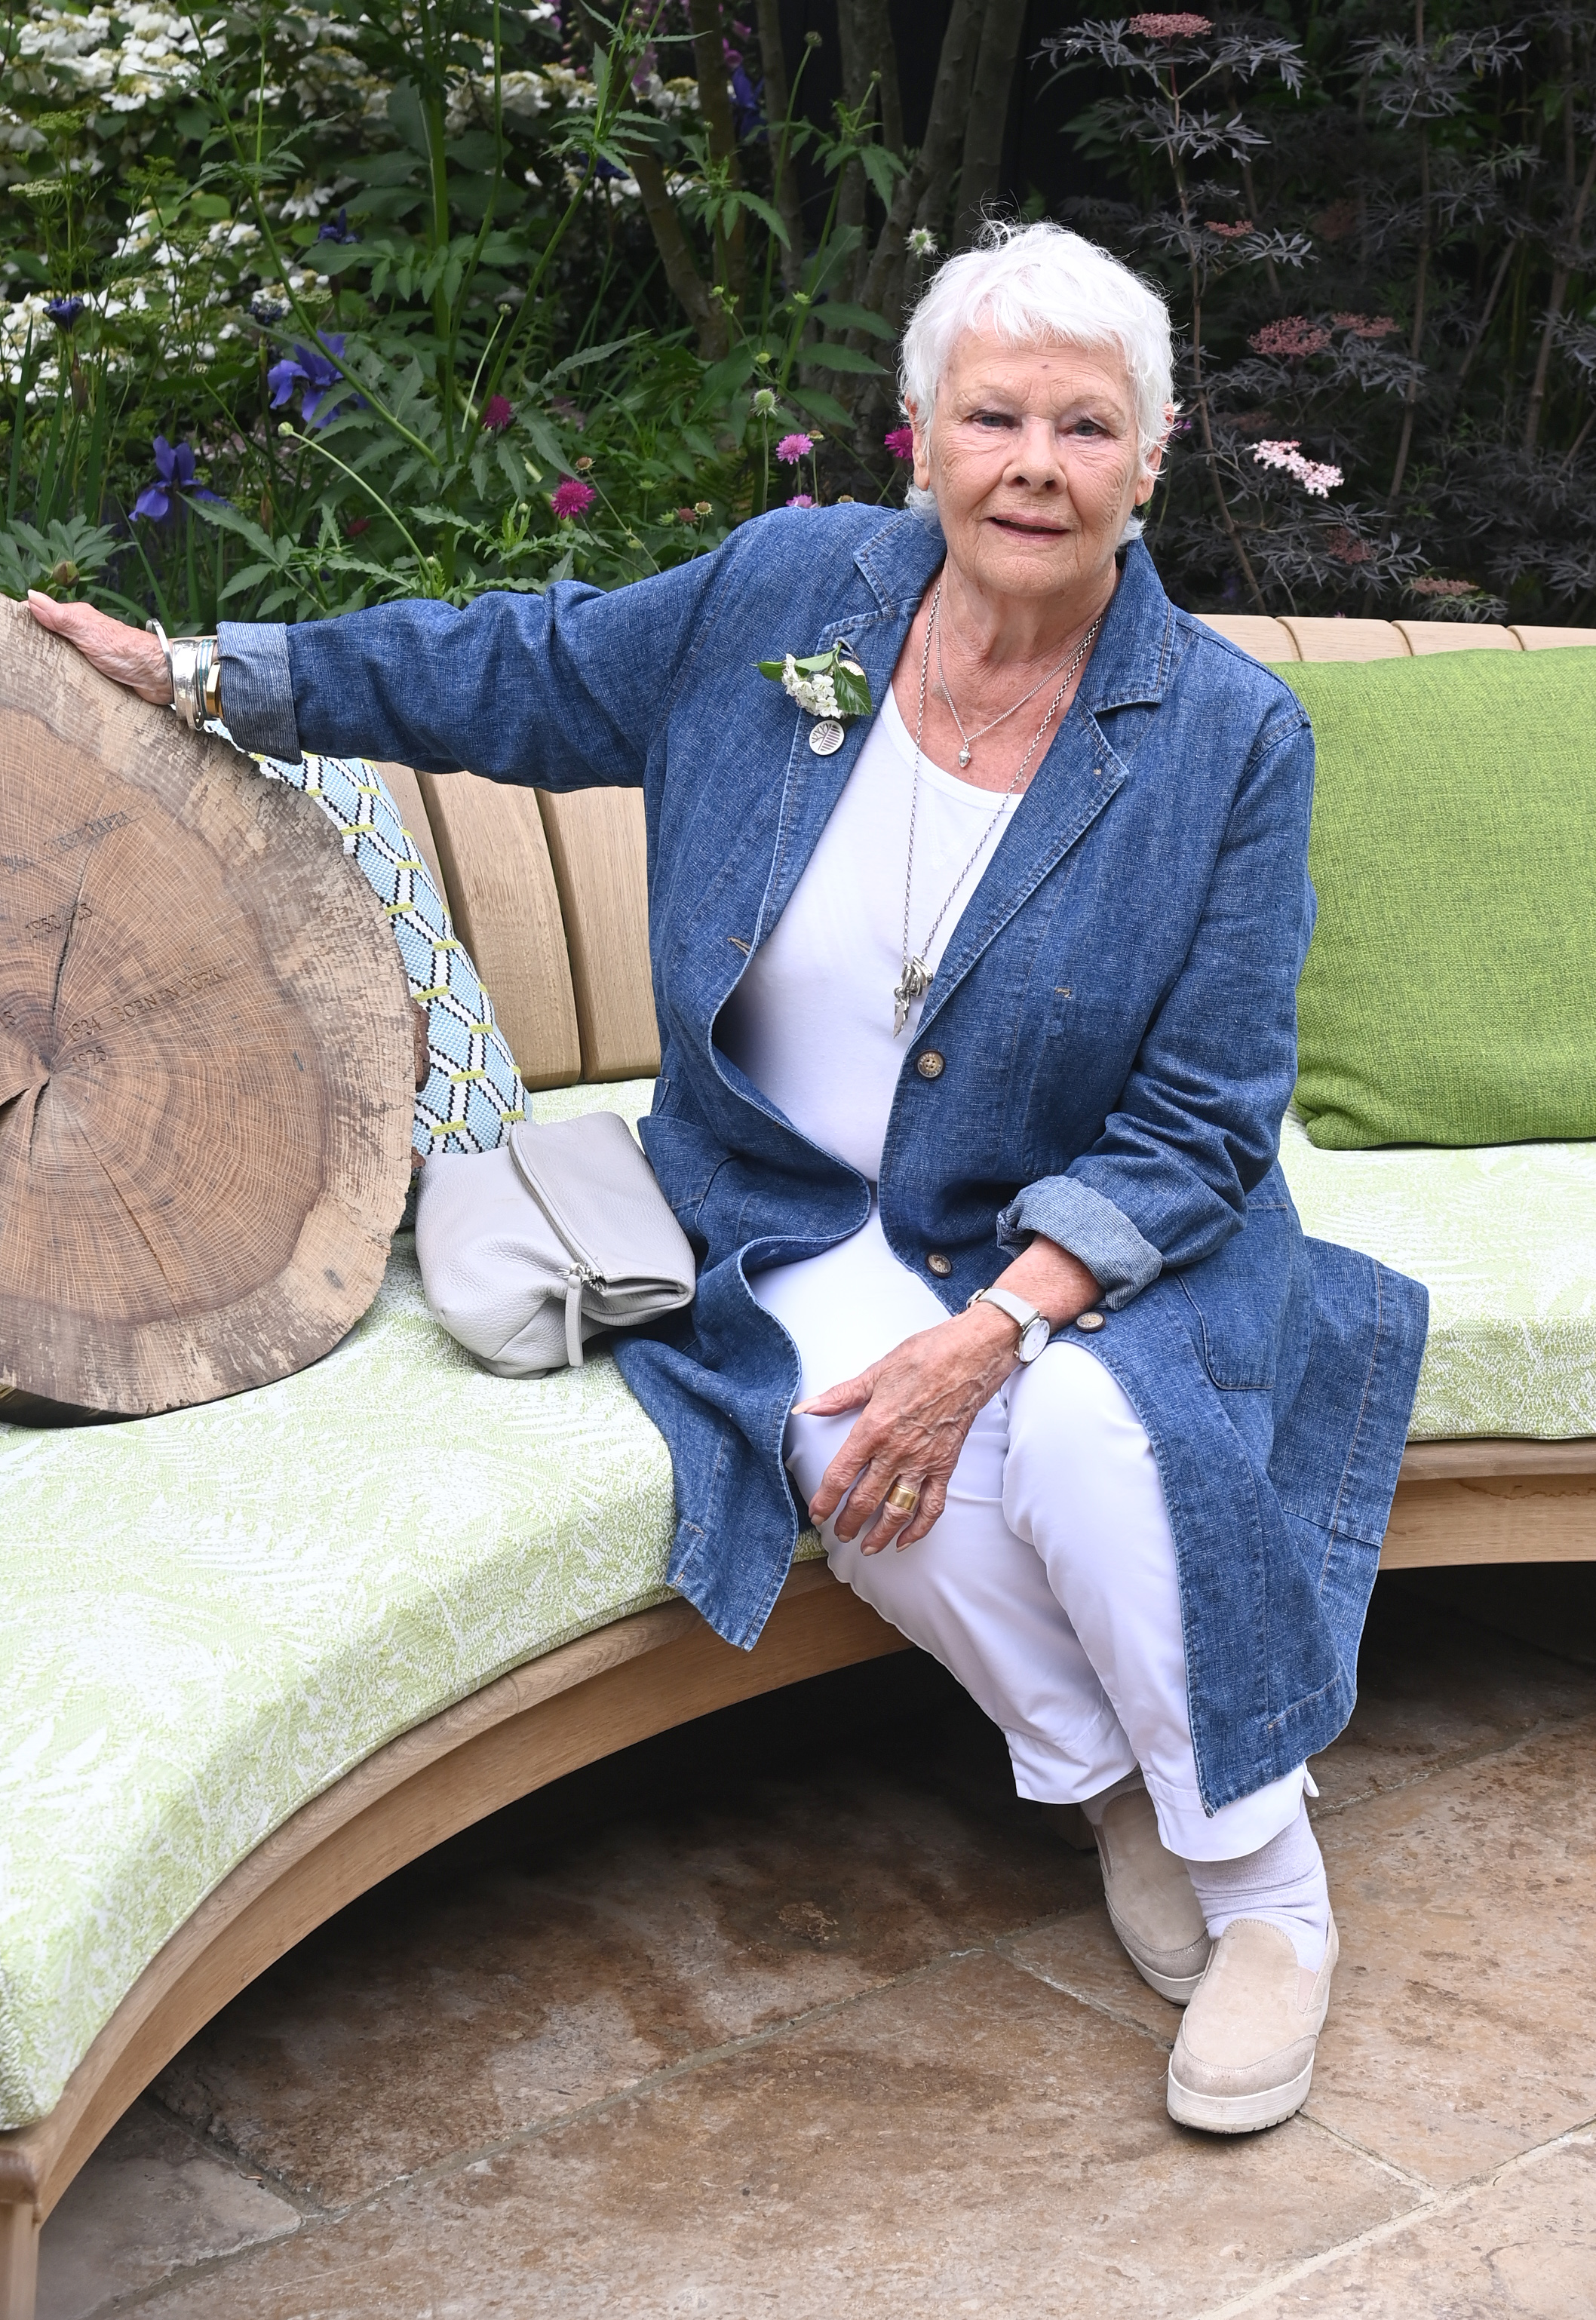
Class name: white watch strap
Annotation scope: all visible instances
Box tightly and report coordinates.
[968,1285,1042,1336]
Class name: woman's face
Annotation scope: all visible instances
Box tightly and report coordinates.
[910,329,1159,606]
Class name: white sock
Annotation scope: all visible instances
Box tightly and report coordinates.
[1182,1800,1331,1972]
[1079,1769,1144,1828]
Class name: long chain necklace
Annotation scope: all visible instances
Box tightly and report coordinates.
[893,579,1101,1037]
[934,600,1097,769]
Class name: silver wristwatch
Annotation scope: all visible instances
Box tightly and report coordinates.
[967,1284,1051,1363]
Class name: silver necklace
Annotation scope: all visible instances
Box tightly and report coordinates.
[934,603,1096,769]
[893,580,1100,1037]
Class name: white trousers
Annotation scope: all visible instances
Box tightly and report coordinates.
[753,1211,1306,1863]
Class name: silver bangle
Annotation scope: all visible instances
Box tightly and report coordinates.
[147,620,220,730]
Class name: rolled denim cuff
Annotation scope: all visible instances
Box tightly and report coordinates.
[217,621,299,760]
[996,1175,1163,1311]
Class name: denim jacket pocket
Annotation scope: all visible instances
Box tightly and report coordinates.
[1178,1198,1297,1391]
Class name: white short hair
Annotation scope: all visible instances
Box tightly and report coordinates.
[898,219,1175,538]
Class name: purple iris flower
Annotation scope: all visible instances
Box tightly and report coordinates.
[45,296,84,330]
[266,332,354,428]
[729,63,764,140]
[316,208,360,245]
[133,436,226,523]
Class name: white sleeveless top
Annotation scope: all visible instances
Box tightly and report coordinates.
[717,686,1018,1183]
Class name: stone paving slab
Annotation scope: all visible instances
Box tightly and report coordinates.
[35,2107,297,2320]
[1209,2131,1596,2320]
[145,1954,1415,2320]
[35,1571,1596,2318]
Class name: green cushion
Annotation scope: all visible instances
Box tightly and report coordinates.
[0,1081,717,2132]
[1275,650,1596,1149]
[1278,1111,1596,1439]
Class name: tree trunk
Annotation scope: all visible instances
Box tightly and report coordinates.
[1386,124,1429,504]
[689,0,746,299]
[843,0,983,443]
[632,147,729,358]
[834,0,878,293]
[1524,140,1596,453]
[954,0,1027,249]
[855,0,903,156]
[754,0,804,290]
[858,0,984,333]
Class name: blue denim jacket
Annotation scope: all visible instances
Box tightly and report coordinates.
[222,510,1428,1815]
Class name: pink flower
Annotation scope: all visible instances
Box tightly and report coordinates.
[551,478,596,520]
[1410,575,1478,598]
[677,505,700,524]
[786,493,815,508]
[1205,219,1253,240]
[1324,526,1373,566]
[1333,313,1399,341]
[480,394,514,432]
[1128,12,1212,37]
[883,425,914,460]
[775,432,813,465]
[1250,317,1331,361]
[1252,440,1343,498]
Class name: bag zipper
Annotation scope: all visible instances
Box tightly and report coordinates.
[563,1263,600,1368]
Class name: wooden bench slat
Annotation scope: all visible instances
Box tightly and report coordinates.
[1194,613,1301,661]
[1279,617,1411,661]
[1509,625,1596,649]
[1393,621,1521,653]
[536,788,660,1082]
[415,771,581,1089]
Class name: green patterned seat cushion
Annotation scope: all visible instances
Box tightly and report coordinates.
[3,1075,1587,2132]
[1276,650,1596,1149]
[0,1081,681,2131]
[1278,1112,1596,1438]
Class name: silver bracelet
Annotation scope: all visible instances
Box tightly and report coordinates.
[146,620,221,730]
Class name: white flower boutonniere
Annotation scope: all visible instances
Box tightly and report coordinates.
[757,643,873,756]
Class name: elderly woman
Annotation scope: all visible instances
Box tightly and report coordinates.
[35,222,1425,2134]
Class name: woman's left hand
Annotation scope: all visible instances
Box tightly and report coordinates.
[798,1235,1103,1554]
[799,1303,1024,1554]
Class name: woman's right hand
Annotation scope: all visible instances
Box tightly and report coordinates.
[26,592,173,705]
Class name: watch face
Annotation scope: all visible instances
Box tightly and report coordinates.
[1018,1314,1052,1363]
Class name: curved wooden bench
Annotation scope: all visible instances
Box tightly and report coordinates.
[0,1566,908,2312]
[4,606,1594,2320]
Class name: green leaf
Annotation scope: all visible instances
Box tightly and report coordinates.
[832,661,873,718]
[806,300,893,339]
[858,146,907,204]
[756,658,788,680]
[542,334,646,382]
[784,385,853,427]
[812,343,886,376]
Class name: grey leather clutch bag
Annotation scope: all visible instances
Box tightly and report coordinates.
[416,1109,696,1376]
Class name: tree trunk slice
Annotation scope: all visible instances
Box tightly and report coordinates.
[0,600,415,1415]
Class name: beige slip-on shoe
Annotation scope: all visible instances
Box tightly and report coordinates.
[1167,1912,1339,2134]
[1056,1783,1211,2005]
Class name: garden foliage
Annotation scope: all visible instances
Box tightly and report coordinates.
[1,1,1592,625]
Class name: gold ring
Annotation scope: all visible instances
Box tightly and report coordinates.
[885,1481,920,1517]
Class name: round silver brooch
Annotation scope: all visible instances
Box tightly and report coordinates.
[808,719,845,756]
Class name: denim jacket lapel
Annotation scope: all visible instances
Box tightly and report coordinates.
[913,541,1177,1035]
[750,520,1176,1014]
[753,514,944,944]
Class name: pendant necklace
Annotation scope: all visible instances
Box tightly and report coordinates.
[892,580,1101,1037]
[934,602,1095,769]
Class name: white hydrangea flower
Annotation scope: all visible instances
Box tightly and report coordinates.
[279,180,339,222]
[780,658,840,719]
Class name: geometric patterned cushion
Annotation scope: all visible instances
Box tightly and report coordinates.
[241,735,527,1155]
